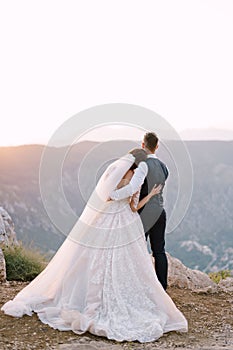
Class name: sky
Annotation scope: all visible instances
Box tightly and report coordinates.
[0,0,233,146]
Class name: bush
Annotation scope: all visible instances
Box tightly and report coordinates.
[2,243,47,281]
[208,270,231,284]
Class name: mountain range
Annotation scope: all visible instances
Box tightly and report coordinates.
[179,128,233,140]
[0,140,232,272]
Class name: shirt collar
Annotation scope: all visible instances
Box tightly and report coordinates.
[147,154,157,158]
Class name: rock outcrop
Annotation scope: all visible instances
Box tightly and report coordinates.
[0,248,6,282]
[167,253,218,292]
[0,206,18,282]
[0,206,18,244]
[218,277,233,292]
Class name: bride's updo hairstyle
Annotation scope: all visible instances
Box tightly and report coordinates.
[128,148,147,170]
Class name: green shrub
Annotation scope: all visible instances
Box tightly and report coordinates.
[208,270,231,284]
[2,243,47,281]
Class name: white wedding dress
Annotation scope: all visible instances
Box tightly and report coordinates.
[1,154,188,343]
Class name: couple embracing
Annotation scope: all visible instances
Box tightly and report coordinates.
[1,132,188,343]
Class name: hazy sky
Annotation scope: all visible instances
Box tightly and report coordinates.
[0,0,233,146]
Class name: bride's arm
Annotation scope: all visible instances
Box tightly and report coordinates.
[130,185,162,212]
[109,162,148,201]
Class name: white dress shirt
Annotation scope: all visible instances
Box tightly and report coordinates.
[110,161,148,201]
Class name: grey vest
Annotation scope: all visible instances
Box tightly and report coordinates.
[140,157,169,209]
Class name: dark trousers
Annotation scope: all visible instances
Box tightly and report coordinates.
[145,209,168,290]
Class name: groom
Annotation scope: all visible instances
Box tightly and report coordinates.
[110,132,169,290]
[139,132,169,291]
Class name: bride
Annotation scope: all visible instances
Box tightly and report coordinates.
[1,149,188,343]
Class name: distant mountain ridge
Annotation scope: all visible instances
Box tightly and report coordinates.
[179,128,233,140]
[0,140,232,272]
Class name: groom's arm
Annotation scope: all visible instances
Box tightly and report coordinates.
[110,162,148,201]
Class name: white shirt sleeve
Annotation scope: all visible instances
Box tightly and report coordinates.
[110,162,148,201]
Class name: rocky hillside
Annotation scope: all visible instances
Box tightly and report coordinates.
[0,141,232,272]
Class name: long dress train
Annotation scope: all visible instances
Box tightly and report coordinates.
[1,196,187,343]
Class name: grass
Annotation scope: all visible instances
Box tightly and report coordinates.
[2,242,47,281]
[208,269,231,284]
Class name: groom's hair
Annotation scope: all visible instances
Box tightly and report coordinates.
[128,148,147,167]
[143,132,158,152]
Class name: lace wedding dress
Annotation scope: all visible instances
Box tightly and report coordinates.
[1,154,188,343]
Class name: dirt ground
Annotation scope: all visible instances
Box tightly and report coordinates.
[0,281,233,350]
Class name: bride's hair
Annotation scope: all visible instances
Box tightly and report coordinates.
[128,148,147,169]
[129,163,138,171]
